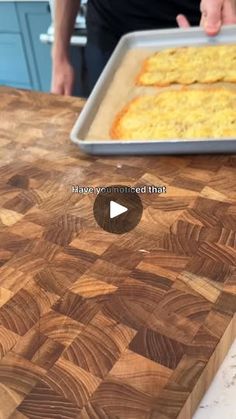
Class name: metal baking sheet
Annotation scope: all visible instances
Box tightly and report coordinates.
[70,25,236,155]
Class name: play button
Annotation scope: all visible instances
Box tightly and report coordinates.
[110,201,128,219]
[93,185,143,234]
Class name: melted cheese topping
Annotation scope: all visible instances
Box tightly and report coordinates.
[137,44,236,86]
[111,89,236,140]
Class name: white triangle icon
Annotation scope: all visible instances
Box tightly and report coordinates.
[110,201,128,219]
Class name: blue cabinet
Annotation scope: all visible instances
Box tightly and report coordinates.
[0,2,51,92]
[0,33,31,88]
[0,3,20,32]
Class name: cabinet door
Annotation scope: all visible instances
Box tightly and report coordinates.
[0,3,31,89]
[16,2,51,92]
[0,33,31,88]
[0,3,20,32]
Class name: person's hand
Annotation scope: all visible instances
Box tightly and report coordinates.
[177,0,236,36]
[51,57,75,96]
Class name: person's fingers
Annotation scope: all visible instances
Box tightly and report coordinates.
[200,1,207,27]
[201,0,222,35]
[65,68,75,96]
[51,83,65,95]
[222,0,236,24]
[51,62,75,96]
[200,14,205,27]
[176,14,191,28]
[64,83,73,96]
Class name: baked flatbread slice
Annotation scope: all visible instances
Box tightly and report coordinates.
[110,89,236,140]
[136,44,236,86]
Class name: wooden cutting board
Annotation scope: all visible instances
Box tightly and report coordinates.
[0,86,235,419]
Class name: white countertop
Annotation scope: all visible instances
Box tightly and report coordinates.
[194,339,236,418]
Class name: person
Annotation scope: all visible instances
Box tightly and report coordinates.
[51,0,236,96]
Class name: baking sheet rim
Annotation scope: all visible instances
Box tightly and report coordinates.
[70,25,236,152]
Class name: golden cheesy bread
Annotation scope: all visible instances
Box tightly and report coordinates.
[110,89,236,140]
[137,44,236,86]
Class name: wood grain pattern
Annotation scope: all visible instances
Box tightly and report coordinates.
[0,86,235,418]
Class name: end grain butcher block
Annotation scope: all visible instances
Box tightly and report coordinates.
[0,86,236,419]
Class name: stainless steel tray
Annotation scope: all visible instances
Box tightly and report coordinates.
[70,25,236,155]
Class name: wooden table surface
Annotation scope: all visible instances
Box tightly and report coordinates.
[0,86,236,419]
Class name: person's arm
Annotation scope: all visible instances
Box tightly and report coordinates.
[51,0,80,95]
[177,0,236,36]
